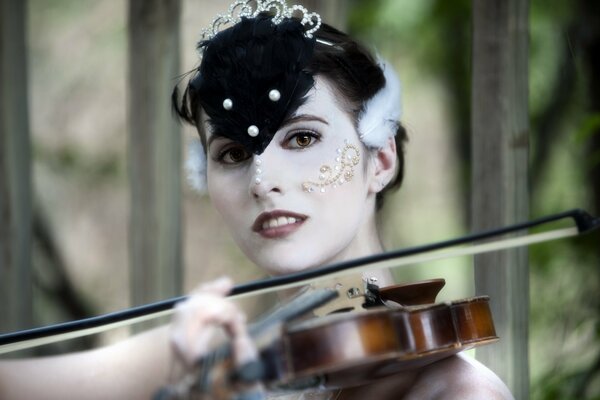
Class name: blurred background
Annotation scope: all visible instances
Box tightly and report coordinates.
[1,0,599,398]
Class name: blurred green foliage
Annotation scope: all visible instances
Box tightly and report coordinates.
[348,0,600,398]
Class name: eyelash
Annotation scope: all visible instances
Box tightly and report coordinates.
[213,129,321,165]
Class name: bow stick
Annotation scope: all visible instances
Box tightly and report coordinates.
[1,208,598,355]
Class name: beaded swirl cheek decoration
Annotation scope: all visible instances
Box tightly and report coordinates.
[302,141,361,193]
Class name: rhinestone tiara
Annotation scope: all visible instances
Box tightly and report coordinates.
[200,0,322,45]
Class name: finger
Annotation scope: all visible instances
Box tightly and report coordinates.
[232,328,258,366]
[170,293,247,367]
[171,277,236,355]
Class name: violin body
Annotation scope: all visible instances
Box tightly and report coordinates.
[261,295,497,389]
[155,281,498,398]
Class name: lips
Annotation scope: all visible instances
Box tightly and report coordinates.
[252,210,307,238]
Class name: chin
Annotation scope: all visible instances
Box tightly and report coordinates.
[248,243,355,277]
[246,249,326,276]
[258,256,321,277]
[234,230,360,277]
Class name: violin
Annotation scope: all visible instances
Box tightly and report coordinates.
[261,280,497,390]
[156,279,497,398]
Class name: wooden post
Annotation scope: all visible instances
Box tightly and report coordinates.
[128,0,182,325]
[471,0,529,398]
[0,0,33,333]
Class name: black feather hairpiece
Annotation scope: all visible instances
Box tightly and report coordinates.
[190,14,317,155]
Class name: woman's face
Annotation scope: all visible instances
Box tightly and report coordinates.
[205,78,378,275]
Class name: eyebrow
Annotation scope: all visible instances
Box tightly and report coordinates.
[282,114,329,127]
[206,123,228,150]
[206,114,329,150]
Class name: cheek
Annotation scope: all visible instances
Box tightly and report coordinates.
[303,145,370,225]
[321,174,369,216]
[299,141,365,194]
[206,166,246,219]
[300,179,370,266]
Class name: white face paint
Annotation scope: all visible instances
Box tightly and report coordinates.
[205,78,381,275]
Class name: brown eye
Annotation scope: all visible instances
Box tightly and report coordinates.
[219,146,250,164]
[295,134,313,147]
[286,131,320,149]
[228,148,247,162]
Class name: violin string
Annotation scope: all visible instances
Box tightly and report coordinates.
[0,226,579,354]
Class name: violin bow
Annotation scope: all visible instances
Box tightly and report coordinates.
[1,208,598,354]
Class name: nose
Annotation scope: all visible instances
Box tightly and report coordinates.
[249,154,282,199]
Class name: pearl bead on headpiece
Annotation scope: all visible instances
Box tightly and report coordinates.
[222,90,281,138]
[200,1,323,140]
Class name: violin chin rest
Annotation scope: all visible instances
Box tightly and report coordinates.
[379,278,446,306]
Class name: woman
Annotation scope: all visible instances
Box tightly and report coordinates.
[0,2,513,399]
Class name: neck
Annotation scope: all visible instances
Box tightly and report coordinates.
[325,203,393,286]
[278,206,394,306]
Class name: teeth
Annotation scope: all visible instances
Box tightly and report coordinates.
[262,216,299,230]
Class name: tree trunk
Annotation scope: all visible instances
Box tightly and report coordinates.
[128,0,182,330]
[471,0,530,398]
[575,1,600,395]
[0,0,33,334]
[579,0,600,219]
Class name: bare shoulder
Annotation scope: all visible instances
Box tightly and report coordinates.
[403,354,514,400]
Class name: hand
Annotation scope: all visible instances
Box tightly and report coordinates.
[170,277,258,368]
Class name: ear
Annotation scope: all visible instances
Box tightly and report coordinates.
[368,136,397,194]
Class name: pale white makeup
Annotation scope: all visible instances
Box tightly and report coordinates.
[205,77,383,275]
[301,140,361,193]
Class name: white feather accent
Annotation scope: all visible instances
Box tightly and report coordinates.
[185,138,207,194]
[357,60,402,148]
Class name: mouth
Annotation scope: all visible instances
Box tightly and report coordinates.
[252,210,308,238]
